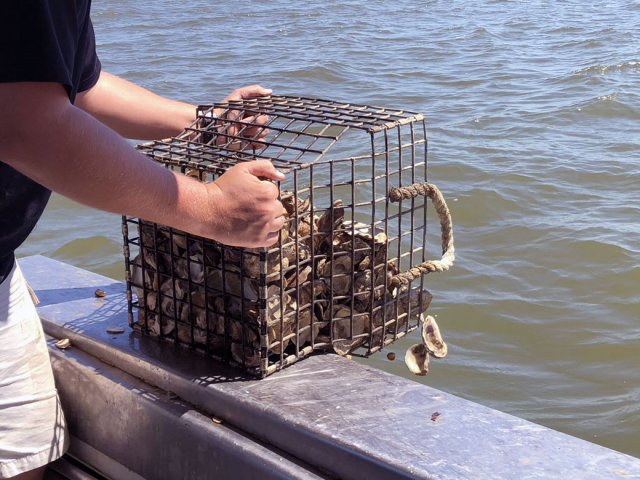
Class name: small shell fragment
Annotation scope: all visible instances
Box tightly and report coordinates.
[94,289,106,298]
[55,338,71,350]
[405,343,429,376]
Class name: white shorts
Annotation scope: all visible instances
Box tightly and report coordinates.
[0,261,68,478]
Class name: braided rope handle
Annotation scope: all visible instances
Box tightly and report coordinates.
[388,182,455,288]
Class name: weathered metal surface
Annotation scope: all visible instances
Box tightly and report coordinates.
[47,454,110,480]
[20,255,640,480]
[46,334,327,480]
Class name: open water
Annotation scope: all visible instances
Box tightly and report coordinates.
[18,0,639,459]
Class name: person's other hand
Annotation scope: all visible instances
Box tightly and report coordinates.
[206,159,285,247]
[214,85,272,151]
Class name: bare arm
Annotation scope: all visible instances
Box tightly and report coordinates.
[75,72,273,142]
[75,71,197,139]
[0,82,285,247]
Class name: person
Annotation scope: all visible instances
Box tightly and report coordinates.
[0,2,286,478]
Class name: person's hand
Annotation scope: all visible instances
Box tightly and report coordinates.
[205,159,286,247]
[214,85,272,151]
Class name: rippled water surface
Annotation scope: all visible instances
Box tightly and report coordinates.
[19,0,639,458]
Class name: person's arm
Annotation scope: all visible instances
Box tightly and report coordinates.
[0,82,285,247]
[75,71,197,139]
[75,72,272,141]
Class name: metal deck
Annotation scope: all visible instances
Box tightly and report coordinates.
[20,255,640,480]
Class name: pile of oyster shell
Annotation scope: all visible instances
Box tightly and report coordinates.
[130,191,445,373]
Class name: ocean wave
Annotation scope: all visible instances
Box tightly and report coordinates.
[573,60,640,76]
[283,64,349,83]
[574,95,640,120]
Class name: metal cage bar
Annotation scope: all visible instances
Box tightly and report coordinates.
[122,95,429,377]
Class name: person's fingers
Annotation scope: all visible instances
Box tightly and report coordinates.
[239,130,269,149]
[243,208,285,248]
[214,121,241,147]
[227,106,244,120]
[218,84,271,120]
[223,85,272,103]
[262,180,281,200]
[242,114,270,139]
[269,214,286,231]
[245,160,285,182]
[263,231,280,247]
[229,140,266,151]
[261,215,286,246]
[215,115,266,145]
[226,130,269,151]
[213,90,271,144]
[241,112,269,124]
[248,128,269,140]
[233,85,272,99]
[240,113,269,128]
[222,138,261,151]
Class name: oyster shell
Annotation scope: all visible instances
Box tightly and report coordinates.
[317,255,353,297]
[231,343,261,368]
[421,314,448,358]
[228,319,261,366]
[405,343,430,376]
[329,305,369,356]
[285,264,312,288]
[353,270,373,308]
[291,306,317,347]
[297,217,315,238]
[190,287,206,310]
[177,323,207,345]
[268,320,294,355]
[266,285,292,321]
[242,248,289,278]
[315,200,344,250]
[147,313,175,337]
[392,288,432,333]
[145,292,158,312]
[282,192,311,217]
[206,269,258,301]
[171,231,188,251]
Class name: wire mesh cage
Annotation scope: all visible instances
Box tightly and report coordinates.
[122,95,454,377]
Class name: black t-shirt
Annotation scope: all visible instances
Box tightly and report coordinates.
[0,1,101,284]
